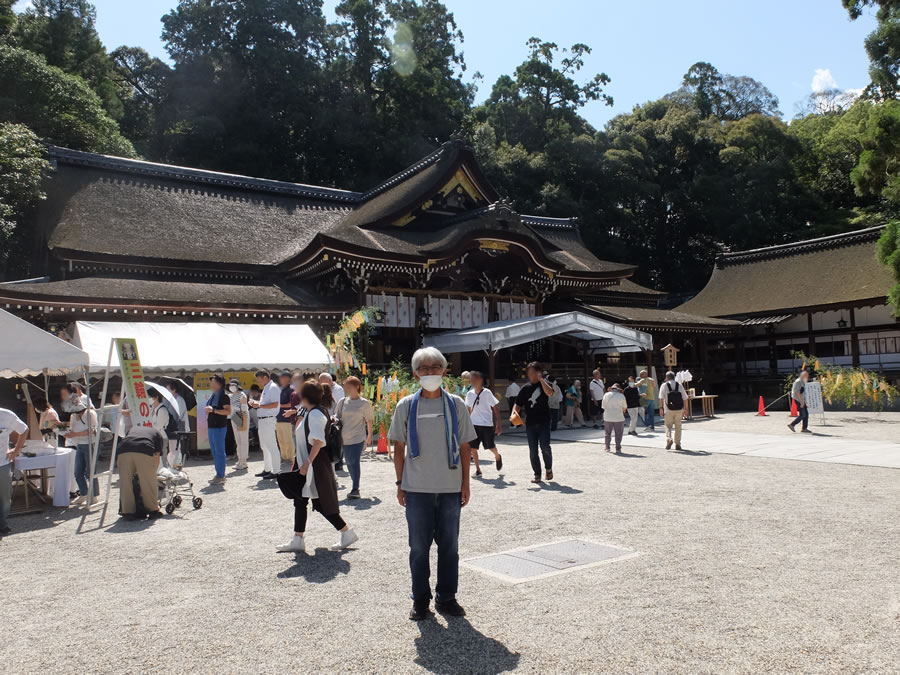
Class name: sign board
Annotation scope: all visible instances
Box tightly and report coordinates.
[194,370,256,450]
[805,381,824,415]
[116,337,153,428]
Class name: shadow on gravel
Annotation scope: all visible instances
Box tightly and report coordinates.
[199,483,225,495]
[344,496,382,511]
[672,449,711,456]
[528,482,583,494]
[277,548,351,583]
[414,617,520,674]
[252,479,279,490]
[474,475,516,489]
[612,451,645,458]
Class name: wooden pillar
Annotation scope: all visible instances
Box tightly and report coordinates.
[487,349,496,391]
[583,349,593,418]
[850,308,860,367]
[807,313,815,356]
[736,339,745,377]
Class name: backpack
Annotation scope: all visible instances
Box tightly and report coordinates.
[665,381,683,411]
[304,406,343,463]
[158,404,180,437]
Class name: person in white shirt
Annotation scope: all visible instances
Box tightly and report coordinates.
[0,408,28,535]
[505,377,520,403]
[659,371,689,451]
[228,378,250,471]
[319,373,344,411]
[249,370,282,478]
[464,371,503,476]
[64,399,99,505]
[589,370,605,429]
[601,383,628,453]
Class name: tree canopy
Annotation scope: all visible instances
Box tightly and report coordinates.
[0,0,899,307]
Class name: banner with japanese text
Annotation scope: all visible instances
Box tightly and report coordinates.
[116,338,153,428]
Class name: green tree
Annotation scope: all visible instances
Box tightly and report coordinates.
[0,45,135,156]
[109,46,171,157]
[0,122,51,280]
[0,0,16,38]
[877,220,900,311]
[844,0,900,99]
[670,61,780,120]
[12,0,123,118]
[851,99,900,203]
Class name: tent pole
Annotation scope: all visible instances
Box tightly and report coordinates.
[487,348,496,391]
[88,340,114,505]
[583,348,593,421]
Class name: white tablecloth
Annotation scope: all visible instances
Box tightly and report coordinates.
[13,445,74,507]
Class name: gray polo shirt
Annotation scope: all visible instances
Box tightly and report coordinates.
[388,393,477,494]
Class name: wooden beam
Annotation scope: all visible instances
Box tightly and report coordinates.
[850,308,860,367]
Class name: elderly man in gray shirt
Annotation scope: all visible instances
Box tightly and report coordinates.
[390,346,477,622]
[788,370,811,433]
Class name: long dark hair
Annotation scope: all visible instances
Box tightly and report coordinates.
[320,383,334,410]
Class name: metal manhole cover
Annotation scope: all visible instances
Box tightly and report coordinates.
[462,538,637,584]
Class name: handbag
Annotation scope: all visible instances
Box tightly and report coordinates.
[232,410,245,428]
[276,469,307,500]
[509,408,524,427]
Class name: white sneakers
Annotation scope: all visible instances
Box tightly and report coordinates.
[331,528,359,551]
[276,528,359,553]
[276,535,306,553]
[71,495,86,506]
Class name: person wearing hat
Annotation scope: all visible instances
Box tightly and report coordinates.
[228,378,250,471]
[64,398,99,504]
[276,369,297,464]
[204,374,232,484]
[0,408,28,534]
[601,383,628,454]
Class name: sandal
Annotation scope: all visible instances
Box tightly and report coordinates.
[495,454,503,471]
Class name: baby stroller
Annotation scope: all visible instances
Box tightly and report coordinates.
[157,460,203,515]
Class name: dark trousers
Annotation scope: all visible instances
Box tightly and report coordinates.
[293,497,346,533]
[550,408,559,431]
[525,422,552,475]
[789,399,809,431]
[405,491,461,602]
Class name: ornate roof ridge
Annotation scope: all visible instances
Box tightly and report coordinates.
[521,215,579,229]
[718,226,886,267]
[442,201,519,226]
[48,146,362,204]
[358,143,449,201]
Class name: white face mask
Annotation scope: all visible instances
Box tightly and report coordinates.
[418,375,443,392]
[229,385,238,392]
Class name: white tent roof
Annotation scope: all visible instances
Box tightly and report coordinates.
[0,308,89,378]
[74,321,331,374]
[423,311,653,354]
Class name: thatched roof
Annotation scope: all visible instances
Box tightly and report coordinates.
[678,227,893,318]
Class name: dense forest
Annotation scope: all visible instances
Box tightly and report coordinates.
[1,0,899,306]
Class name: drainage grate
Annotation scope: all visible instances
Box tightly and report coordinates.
[463,538,637,583]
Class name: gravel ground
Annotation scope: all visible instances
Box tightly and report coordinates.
[689,409,900,443]
[2,432,899,674]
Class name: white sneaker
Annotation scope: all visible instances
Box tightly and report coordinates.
[331,528,358,551]
[276,535,305,553]
[71,495,86,505]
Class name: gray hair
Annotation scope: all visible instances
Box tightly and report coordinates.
[665,371,676,380]
[411,346,448,372]
[318,372,334,383]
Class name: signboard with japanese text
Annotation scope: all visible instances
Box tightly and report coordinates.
[116,338,153,428]
[805,381,824,415]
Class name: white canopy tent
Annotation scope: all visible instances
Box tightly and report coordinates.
[424,311,653,388]
[73,321,331,374]
[0,308,89,378]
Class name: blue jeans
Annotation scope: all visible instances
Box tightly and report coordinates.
[789,399,809,431]
[405,491,461,602]
[74,444,99,497]
[644,401,655,428]
[550,408,559,431]
[343,441,364,491]
[0,463,11,530]
[208,426,227,477]
[525,422,552,475]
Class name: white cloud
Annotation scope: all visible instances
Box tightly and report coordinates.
[811,68,839,93]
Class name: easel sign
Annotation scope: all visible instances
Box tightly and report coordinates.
[805,380,826,426]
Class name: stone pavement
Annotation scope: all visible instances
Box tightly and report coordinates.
[547,418,900,469]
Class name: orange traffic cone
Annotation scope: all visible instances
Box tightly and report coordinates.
[756,396,768,416]
[790,399,799,417]
[376,424,389,454]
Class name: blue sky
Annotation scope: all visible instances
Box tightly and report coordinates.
[15,0,879,126]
